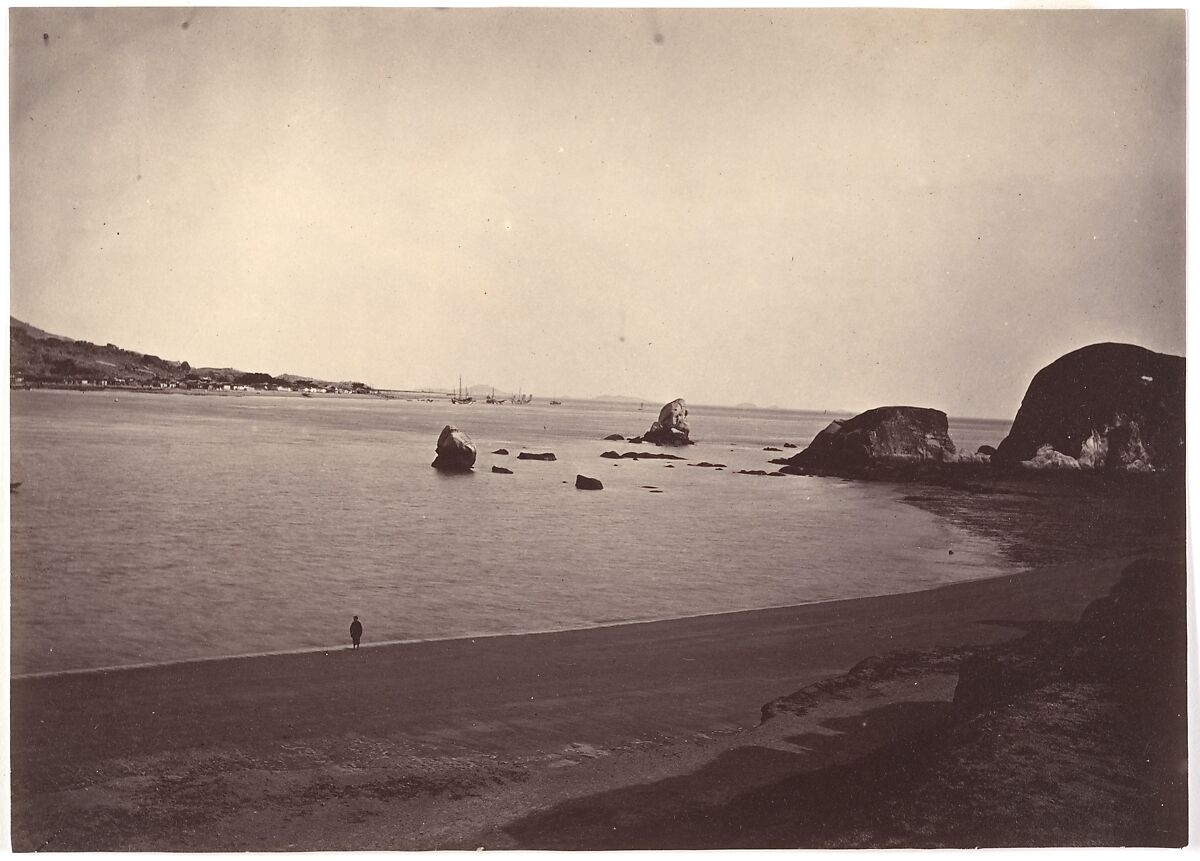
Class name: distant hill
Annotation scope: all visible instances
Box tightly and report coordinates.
[10,318,73,343]
[9,317,372,392]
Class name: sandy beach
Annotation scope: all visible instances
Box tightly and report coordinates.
[11,546,1174,850]
[8,5,1187,852]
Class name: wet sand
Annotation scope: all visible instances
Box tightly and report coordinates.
[11,553,1143,850]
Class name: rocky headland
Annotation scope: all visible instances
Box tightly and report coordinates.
[993,342,1184,472]
[777,343,1184,484]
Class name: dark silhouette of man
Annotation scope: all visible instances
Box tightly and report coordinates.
[350,615,363,649]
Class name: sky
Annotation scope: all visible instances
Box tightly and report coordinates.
[9,8,1186,418]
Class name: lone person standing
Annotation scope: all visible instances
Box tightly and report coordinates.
[350,615,363,650]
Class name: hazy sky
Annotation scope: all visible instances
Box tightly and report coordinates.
[10,8,1185,417]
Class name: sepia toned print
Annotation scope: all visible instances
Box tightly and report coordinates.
[9,7,1186,850]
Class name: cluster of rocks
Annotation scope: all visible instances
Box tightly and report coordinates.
[601,451,685,461]
[779,343,1183,478]
[433,343,1183,486]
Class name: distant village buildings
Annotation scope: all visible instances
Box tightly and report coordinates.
[10,372,372,395]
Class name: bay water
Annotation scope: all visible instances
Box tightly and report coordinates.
[10,390,1013,676]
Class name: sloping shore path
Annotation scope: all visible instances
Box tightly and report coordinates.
[12,557,1137,850]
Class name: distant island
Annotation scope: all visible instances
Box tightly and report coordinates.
[9,317,374,395]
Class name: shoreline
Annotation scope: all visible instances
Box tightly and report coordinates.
[11,551,1167,850]
[18,463,1177,682]
[12,559,1026,682]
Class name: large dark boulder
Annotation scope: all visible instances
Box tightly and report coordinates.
[633,398,693,446]
[780,406,956,474]
[953,558,1186,710]
[994,343,1184,472]
[431,425,477,471]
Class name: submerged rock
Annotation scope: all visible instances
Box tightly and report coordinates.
[603,433,626,441]
[994,343,1184,472]
[432,425,477,471]
[517,451,557,461]
[780,406,957,475]
[633,398,694,446]
[601,451,685,461]
[575,474,603,490]
[491,465,513,474]
[493,448,509,455]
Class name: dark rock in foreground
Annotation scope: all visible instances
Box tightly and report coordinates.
[780,406,956,475]
[431,425,477,471]
[631,398,694,446]
[575,475,603,490]
[993,343,1184,472]
[755,557,1185,848]
[517,452,557,461]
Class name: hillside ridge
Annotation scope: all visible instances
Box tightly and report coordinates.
[9,317,372,393]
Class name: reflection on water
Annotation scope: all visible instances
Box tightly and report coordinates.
[10,391,1014,674]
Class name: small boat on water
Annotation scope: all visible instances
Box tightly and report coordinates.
[451,376,474,404]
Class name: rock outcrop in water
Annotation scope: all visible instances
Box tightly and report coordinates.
[994,343,1184,472]
[628,400,696,448]
[780,406,956,475]
[632,398,693,446]
[575,475,603,490]
[431,425,477,471]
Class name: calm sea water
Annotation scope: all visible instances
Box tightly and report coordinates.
[10,390,1013,676]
